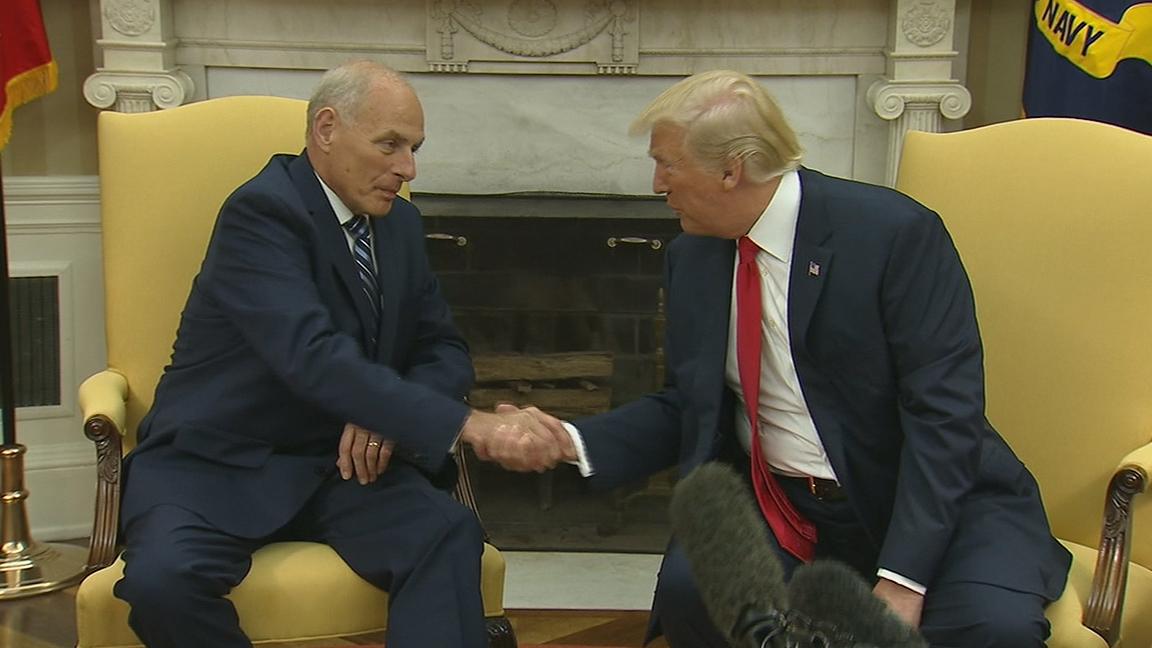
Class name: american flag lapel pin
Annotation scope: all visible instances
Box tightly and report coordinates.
[808,260,821,277]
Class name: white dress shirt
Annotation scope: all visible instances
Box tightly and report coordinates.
[317,174,378,267]
[725,170,836,481]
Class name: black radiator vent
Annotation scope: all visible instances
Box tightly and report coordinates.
[10,276,60,408]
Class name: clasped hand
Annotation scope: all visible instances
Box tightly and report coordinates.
[336,422,394,485]
[461,403,577,473]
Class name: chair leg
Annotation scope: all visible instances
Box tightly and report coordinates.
[486,615,517,648]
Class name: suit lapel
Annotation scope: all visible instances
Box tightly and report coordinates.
[690,236,737,454]
[788,168,834,358]
[288,154,379,345]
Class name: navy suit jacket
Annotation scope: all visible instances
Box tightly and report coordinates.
[577,168,1071,598]
[121,152,474,539]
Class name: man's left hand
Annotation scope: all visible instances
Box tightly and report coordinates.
[337,423,394,485]
[873,578,924,628]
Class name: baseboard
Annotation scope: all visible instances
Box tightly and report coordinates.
[18,441,97,540]
[503,551,661,611]
[23,440,94,470]
[27,523,93,542]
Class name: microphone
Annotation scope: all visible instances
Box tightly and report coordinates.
[669,462,790,647]
[670,462,927,648]
[789,560,927,648]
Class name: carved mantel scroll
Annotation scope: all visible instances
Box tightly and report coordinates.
[426,0,639,74]
[867,79,971,183]
[83,70,193,113]
[869,0,969,185]
[85,0,194,113]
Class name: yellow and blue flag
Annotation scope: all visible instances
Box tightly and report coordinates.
[1024,0,1152,134]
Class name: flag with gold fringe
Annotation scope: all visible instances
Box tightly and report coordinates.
[0,0,58,151]
[1024,1,1152,134]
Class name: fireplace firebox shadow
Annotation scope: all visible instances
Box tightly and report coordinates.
[421,198,682,553]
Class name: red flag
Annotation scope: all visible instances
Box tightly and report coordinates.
[0,0,58,151]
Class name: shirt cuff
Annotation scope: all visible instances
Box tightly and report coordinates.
[562,421,595,477]
[876,569,927,595]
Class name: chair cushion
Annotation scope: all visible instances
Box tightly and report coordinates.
[76,541,506,648]
[1047,540,1152,648]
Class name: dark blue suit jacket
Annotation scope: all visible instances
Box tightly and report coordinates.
[122,152,474,539]
[577,168,1071,598]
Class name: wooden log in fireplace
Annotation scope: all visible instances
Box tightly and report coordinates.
[469,351,614,420]
[468,351,614,511]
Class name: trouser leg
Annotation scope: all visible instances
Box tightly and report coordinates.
[306,463,487,648]
[920,580,1051,648]
[114,504,258,648]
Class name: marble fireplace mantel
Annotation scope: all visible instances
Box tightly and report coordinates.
[85,0,972,190]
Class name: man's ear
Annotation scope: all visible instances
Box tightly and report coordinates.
[312,107,337,152]
[721,158,743,190]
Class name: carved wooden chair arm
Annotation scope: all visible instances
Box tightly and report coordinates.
[78,370,129,572]
[452,443,490,541]
[1085,440,1152,645]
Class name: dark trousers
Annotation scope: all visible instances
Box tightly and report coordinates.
[114,463,487,648]
[648,475,1052,648]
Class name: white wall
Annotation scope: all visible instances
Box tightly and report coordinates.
[5,176,105,540]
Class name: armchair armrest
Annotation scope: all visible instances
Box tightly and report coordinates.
[77,375,497,567]
[78,370,129,570]
[1084,438,1152,645]
[79,370,128,433]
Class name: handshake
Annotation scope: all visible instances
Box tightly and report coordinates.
[459,403,578,473]
[336,403,576,485]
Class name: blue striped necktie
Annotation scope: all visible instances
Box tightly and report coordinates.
[343,215,381,328]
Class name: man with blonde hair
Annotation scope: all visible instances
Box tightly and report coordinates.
[113,60,572,648]
[550,70,1071,646]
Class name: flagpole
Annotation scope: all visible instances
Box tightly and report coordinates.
[0,161,16,447]
[0,163,89,599]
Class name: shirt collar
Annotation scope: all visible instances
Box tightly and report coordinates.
[744,169,801,264]
[315,172,357,227]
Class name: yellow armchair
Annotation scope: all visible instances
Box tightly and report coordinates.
[896,118,1152,648]
[75,96,515,647]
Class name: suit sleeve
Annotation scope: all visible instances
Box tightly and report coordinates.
[875,208,986,586]
[197,189,469,468]
[574,244,685,491]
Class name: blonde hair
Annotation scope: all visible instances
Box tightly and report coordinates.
[630,70,803,183]
[306,60,411,138]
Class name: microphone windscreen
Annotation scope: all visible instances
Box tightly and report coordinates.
[669,462,789,644]
[788,560,927,648]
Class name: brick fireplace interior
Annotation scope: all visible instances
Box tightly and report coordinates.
[421,193,682,553]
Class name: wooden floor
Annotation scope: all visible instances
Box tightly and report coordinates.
[0,585,671,647]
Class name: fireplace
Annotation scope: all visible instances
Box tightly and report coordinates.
[420,193,681,552]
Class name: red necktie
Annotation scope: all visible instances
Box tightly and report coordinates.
[736,236,816,562]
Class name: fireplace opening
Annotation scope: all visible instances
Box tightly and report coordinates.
[421,194,682,552]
